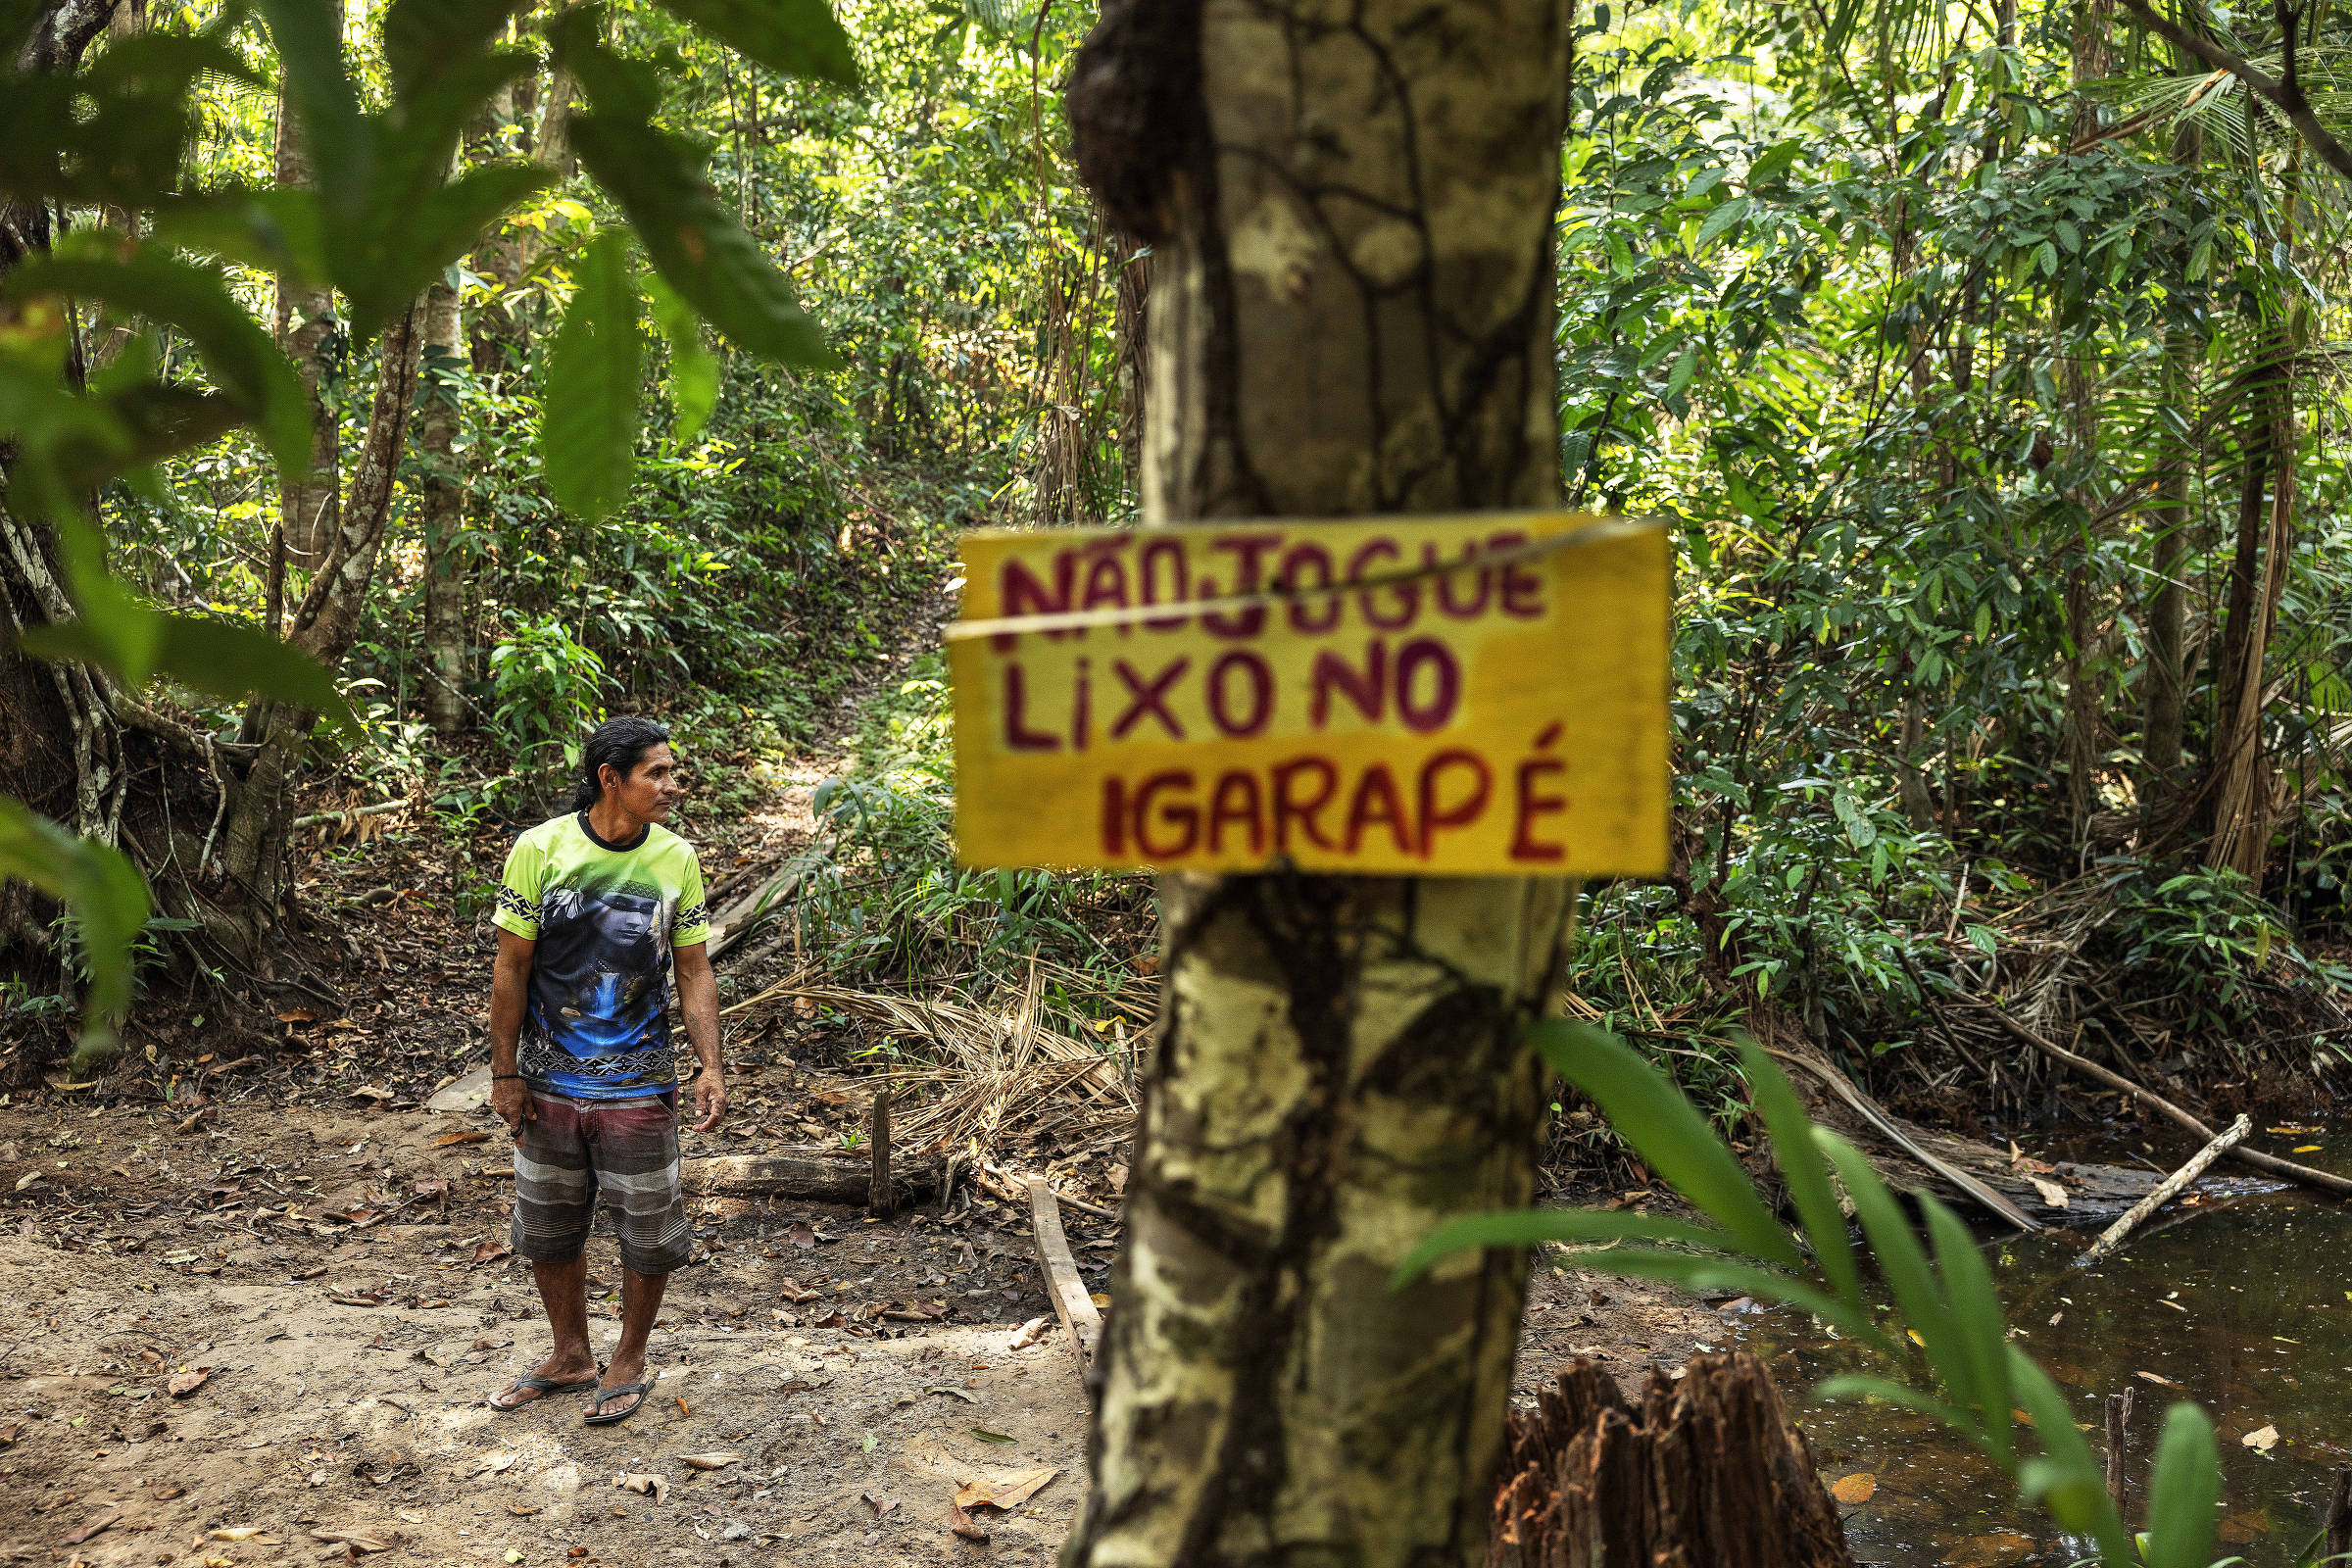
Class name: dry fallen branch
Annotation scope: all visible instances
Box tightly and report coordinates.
[2079,1114,2250,1268]
[725,968,1139,1161]
[1975,1004,2352,1198]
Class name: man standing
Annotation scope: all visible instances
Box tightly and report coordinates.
[484,715,727,1425]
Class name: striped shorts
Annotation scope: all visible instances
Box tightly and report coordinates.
[510,1090,693,1275]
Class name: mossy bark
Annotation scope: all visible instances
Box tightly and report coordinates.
[1062,0,1573,1562]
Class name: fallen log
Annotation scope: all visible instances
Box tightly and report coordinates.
[1767,1048,2041,1233]
[1491,1351,1853,1568]
[2080,1113,2250,1267]
[1026,1176,1102,1370]
[1973,1004,2352,1199]
[682,1148,942,1205]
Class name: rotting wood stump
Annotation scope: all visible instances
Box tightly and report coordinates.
[1489,1351,1855,1568]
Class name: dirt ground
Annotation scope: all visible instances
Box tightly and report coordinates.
[0,1084,1718,1568]
[0,1089,1109,1568]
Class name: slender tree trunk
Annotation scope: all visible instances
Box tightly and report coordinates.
[2141,92,2204,799]
[1898,689,1934,829]
[213,306,426,945]
[1061,1,1572,1563]
[271,0,344,569]
[1113,227,1151,508]
[2209,385,2294,875]
[418,282,468,738]
[2207,132,2304,874]
[2060,0,2112,842]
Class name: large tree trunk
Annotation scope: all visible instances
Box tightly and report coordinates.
[1060,1,1573,1563]
[418,281,468,738]
[270,0,344,569]
[0,0,172,963]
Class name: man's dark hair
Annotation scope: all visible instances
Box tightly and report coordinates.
[572,716,672,812]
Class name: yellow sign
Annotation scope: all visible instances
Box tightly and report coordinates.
[947,512,1669,875]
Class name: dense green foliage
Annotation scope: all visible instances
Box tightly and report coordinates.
[1556,0,2352,1073]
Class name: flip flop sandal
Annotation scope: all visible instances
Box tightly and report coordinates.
[583,1380,654,1427]
[488,1370,602,1411]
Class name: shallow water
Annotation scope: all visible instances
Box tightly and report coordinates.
[1730,1119,2352,1567]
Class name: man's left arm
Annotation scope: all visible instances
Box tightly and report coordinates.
[673,942,726,1131]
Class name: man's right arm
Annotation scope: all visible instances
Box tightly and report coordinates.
[490,926,536,1133]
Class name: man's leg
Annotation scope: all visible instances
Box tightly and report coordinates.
[586,1265,670,1420]
[487,1254,599,1407]
[584,1094,693,1422]
[491,1094,601,1409]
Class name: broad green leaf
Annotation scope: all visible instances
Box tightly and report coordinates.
[1739,1044,1860,1309]
[646,272,720,442]
[2009,1348,2130,1562]
[151,615,361,739]
[1392,1206,1738,1289]
[20,520,358,739]
[568,114,837,368]
[0,799,149,1062]
[2016,1458,2120,1541]
[11,249,310,474]
[0,32,256,205]
[1532,1020,1803,1270]
[2142,1404,2219,1568]
[542,230,642,524]
[1817,1373,1965,1428]
[547,7,662,122]
[1664,341,1698,402]
[1923,1194,2015,1468]
[1693,195,1749,248]
[1747,139,1802,187]
[342,162,553,343]
[653,0,858,86]
[150,188,331,291]
[1820,1133,1976,1421]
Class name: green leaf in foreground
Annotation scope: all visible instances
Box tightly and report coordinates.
[9,248,311,475]
[2141,1403,2219,1568]
[1391,1206,1739,1289]
[569,113,836,368]
[651,0,858,86]
[541,230,642,524]
[0,800,150,1061]
[1531,1019,1803,1270]
[647,272,720,443]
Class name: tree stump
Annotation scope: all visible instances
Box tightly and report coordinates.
[1489,1351,1855,1568]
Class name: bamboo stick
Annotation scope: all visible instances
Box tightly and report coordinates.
[2080,1115,2249,1266]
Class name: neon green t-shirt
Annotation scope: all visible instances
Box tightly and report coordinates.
[493,812,710,1100]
